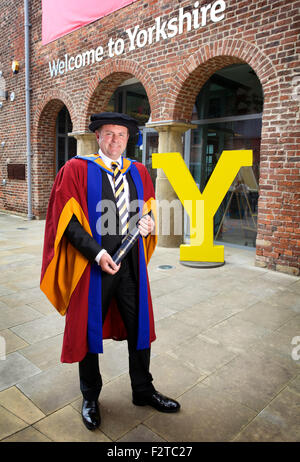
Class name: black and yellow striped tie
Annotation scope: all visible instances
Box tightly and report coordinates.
[111,162,129,236]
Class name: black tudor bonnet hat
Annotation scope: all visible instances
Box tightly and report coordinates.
[88,112,139,137]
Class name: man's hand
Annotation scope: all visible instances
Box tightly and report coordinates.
[99,252,120,274]
[138,215,155,237]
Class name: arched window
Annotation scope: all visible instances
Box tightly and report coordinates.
[184,63,263,247]
[56,106,77,172]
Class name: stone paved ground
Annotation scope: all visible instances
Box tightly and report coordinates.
[0,212,299,442]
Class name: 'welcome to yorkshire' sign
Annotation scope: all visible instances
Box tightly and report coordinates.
[48,0,227,78]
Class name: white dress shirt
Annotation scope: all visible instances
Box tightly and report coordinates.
[95,150,130,264]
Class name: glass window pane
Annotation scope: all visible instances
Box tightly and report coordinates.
[57,136,66,171]
[57,107,66,134]
[196,64,263,120]
[56,106,77,172]
[106,93,116,112]
[126,135,142,162]
[126,90,150,125]
[189,118,261,247]
[66,110,73,133]
[118,92,123,113]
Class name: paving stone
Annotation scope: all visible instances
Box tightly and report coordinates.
[152,300,177,321]
[0,270,18,284]
[0,352,41,392]
[149,353,204,397]
[202,316,271,353]
[287,374,300,394]
[0,304,43,330]
[0,386,45,424]
[261,270,300,287]
[117,424,166,442]
[234,387,300,442]
[148,272,171,286]
[0,328,28,354]
[0,253,37,266]
[0,405,28,440]
[144,383,256,442]
[2,426,51,442]
[17,363,81,415]
[34,405,111,442]
[151,316,200,356]
[247,333,300,375]
[153,284,216,312]
[0,284,17,297]
[202,351,296,412]
[237,275,288,296]
[234,300,299,331]
[150,275,188,298]
[11,312,65,344]
[196,274,244,293]
[171,301,243,332]
[5,278,41,291]
[266,291,300,312]
[276,315,300,337]
[223,249,257,267]
[219,265,268,282]
[289,281,300,294]
[168,335,237,375]
[0,239,23,250]
[0,287,47,308]
[19,334,63,370]
[26,298,55,315]
[206,288,264,310]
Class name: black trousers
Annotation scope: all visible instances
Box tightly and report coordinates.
[79,257,155,401]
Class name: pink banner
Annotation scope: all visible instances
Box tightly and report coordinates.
[42,0,139,45]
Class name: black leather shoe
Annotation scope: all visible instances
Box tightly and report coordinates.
[132,391,180,413]
[81,399,101,430]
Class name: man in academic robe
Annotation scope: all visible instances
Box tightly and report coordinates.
[40,112,180,431]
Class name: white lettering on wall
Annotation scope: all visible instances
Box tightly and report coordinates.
[48,1,227,78]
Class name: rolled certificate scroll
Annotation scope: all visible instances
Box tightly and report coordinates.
[112,215,148,265]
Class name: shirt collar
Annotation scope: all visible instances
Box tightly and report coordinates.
[98,149,122,169]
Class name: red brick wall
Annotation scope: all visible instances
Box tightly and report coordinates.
[0,0,299,274]
[0,1,27,214]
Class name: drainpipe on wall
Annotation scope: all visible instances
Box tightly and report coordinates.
[24,0,33,219]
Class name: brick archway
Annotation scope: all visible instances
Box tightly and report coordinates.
[32,90,77,143]
[165,39,279,122]
[32,93,76,217]
[77,59,160,131]
[163,39,286,271]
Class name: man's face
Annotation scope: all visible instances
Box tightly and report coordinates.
[96,124,129,160]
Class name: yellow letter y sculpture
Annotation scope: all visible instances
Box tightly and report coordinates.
[152,150,253,264]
